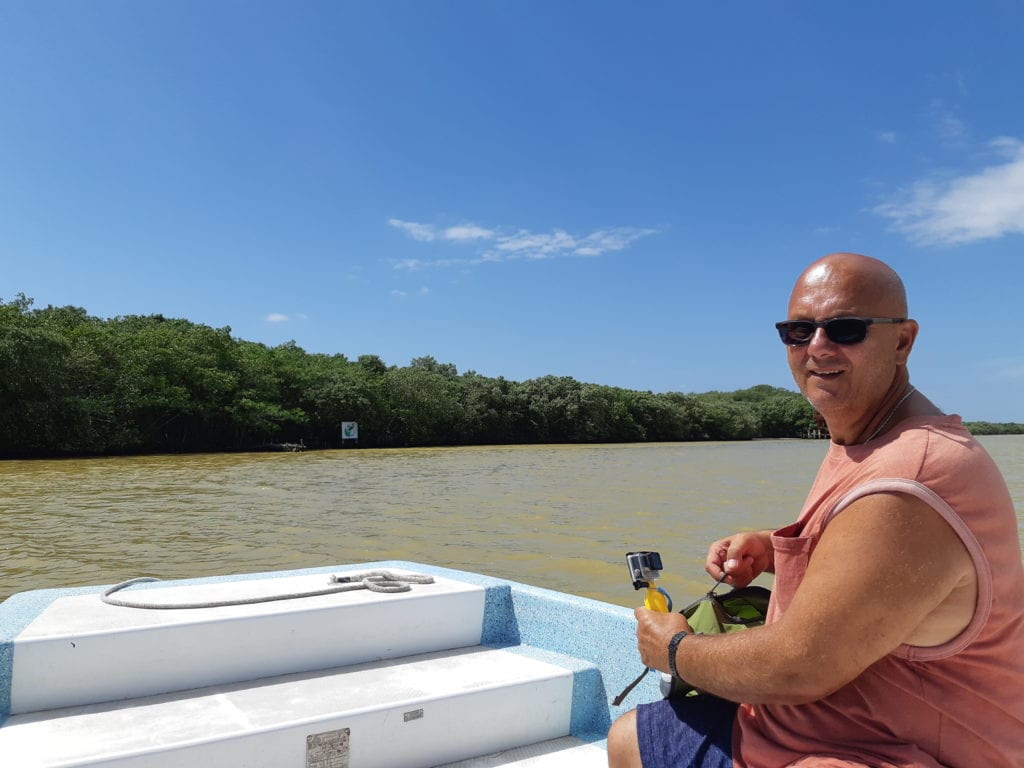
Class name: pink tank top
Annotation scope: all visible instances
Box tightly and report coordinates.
[733,416,1024,768]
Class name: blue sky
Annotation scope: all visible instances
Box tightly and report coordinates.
[2,2,1023,421]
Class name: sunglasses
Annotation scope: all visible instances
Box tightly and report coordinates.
[775,316,906,346]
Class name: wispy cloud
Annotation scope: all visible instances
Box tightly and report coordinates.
[390,287,430,298]
[979,356,1024,384]
[388,219,436,242]
[392,257,478,270]
[929,99,968,146]
[953,70,968,98]
[389,218,657,269]
[265,312,308,323]
[443,225,495,241]
[873,137,1024,245]
[877,130,897,144]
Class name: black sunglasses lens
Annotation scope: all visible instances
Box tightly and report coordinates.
[779,322,815,345]
[824,318,869,344]
[777,318,871,345]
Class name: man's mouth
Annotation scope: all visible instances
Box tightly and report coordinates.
[810,369,844,378]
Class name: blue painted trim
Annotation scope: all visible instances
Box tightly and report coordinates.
[1,583,110,725]
[486,577,660,740]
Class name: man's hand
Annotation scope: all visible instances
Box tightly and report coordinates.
[635,607,692,673]
[705,529,775,586]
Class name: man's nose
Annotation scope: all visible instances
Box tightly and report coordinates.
[807,327,836,349]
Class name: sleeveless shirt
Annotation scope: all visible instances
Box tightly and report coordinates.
[733,415,1024,768]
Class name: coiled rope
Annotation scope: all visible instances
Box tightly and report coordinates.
[100,570,435,609]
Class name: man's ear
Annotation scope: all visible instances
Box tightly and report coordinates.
[895,319,919,364]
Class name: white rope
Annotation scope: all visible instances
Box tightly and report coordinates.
[100,570,435,609]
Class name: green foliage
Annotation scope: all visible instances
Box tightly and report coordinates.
[964,421,1024,436]
[13,294,1005,456]
[0,295,75,453]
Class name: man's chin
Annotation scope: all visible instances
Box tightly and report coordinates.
[803,384,848,412]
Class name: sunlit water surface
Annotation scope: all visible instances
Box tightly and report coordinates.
[3,437,1022,607]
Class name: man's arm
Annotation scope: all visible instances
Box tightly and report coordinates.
[635,491,975,704]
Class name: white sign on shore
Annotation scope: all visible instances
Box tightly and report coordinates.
[341,422,358,440]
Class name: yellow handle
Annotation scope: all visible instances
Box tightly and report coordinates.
[644,586,669,612]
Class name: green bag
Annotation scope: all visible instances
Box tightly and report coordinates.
[612,583,771,706]
[666,584,771,698]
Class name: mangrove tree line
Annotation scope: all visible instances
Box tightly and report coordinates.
[0,293,848,457]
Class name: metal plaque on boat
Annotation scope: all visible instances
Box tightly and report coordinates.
[306,727,350,768]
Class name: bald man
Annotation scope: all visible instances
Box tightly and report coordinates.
[607,254,1024,768]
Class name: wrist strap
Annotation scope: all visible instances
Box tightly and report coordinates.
[667,630,688,679]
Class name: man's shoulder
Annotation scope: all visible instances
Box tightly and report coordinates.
[891,413,969,443]
[892,415,1006,477]
[881,414,982,469]
[818,413,1011,522]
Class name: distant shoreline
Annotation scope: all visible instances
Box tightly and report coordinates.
[3,428,1023,463]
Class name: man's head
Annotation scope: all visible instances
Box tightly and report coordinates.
[781,253,919,442]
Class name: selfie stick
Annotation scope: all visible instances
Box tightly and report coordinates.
[613,551,672,706]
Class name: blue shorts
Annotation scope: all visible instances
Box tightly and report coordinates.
[636,695,738,768]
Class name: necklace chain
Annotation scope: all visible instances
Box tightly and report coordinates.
[866,385,916,442]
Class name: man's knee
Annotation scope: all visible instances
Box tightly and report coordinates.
[607,709,642,768]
